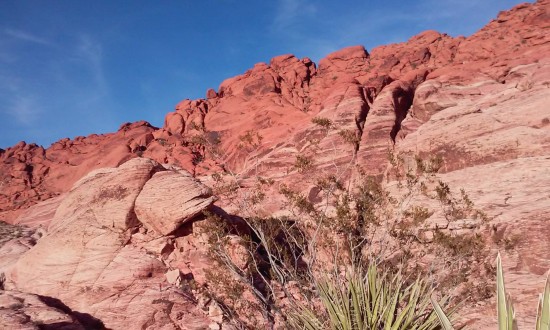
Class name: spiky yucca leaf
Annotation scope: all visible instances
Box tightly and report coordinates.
[430,296,454,330]
[497,253,517,330]
[536,274,550,330]
[287,301,325,330]
[288,264,447,330]
[431,253,549,330]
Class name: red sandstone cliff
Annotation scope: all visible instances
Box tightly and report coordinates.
[2,1,548,224]
[1,1,549,328]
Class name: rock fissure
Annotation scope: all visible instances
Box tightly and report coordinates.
[390,85,416,142]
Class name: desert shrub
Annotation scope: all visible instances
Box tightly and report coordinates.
[289,263,450,330]
[338,129,361,147]
[404,205,433,225]
[294,155,314,173]
[311,117,333,130]
[0,222,28,247]
[203,151,484,327]
[196,119,500,328]
[238,130,263,150]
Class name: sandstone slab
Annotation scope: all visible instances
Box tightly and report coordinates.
[135,170,216,236]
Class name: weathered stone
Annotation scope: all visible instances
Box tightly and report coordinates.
[135,170,216,235]
[0,290,84,329]
[6,158,213,329]
[166,269,182,285]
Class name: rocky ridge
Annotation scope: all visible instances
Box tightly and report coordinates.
[1,1,549,329]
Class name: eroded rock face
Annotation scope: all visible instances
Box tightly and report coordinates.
[393,56,550,328]
[5,158,216,329]
[2,1,547,220]
[0,121,202,224]
[436,157,550,328]
[0,1,549,328]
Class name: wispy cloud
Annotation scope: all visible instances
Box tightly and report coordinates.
[9,96,40,126]
[0,78,42,126]
[271,0,317,31]
[77,35,103,80]
[0,31,114,147]
[4,28,53,46]
[74,34,109,101]
[0,70,41,126]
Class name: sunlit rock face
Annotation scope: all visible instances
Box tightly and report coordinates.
[3,158,216,329]
[0,1,549,328]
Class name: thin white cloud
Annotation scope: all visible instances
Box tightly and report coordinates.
[75,34,108,96]
[0,75,40,126]
[0,33,112,134]
[4,28,53,46]
[6,95,41,126]
[272,0,317,31]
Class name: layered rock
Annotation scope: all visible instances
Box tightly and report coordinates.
[0,0,549,328]
[0,290,85,329]
[0,121,201,224]
[135,170,216,236]
[3,158,217,329]
[2,1,547,220]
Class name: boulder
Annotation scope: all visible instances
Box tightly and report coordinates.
[0,290,84,329]
[135,170,216,236]
[6,158,214,329]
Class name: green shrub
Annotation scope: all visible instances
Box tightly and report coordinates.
[289,263,451,330]
[311,117,333,130]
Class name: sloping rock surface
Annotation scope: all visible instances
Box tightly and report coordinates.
[0,290,85,330]
[135,170,216,236]
[3,158,216,329]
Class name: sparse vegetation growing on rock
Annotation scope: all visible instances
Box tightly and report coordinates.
[311,117,333,130]
[196,117,507,328]
[1,2,549,328]
[0,222,29,247]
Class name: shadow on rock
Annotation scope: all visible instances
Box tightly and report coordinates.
[39,295,106,330]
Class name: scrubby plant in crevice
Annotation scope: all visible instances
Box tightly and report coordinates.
[206,149,496,326]
[382,149,496,302]
[201,207,314,329]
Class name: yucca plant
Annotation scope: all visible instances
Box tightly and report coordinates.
[536,271,550,330]
[495,253,517,330]
[431,252,550,330]
[288,264,451,330]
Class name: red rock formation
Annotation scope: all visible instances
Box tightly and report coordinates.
[0,290,86,329]
[0,121,201,223]
[2,1,547,223]
[3,158,218,329]
[0,1,549,328]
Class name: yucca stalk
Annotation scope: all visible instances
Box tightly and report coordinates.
[536,273,550,330]
[431,253,517,330]
[288,264,446,330]
[496,253,518,330]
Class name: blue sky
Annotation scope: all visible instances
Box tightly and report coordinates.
[0,0,531,149]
